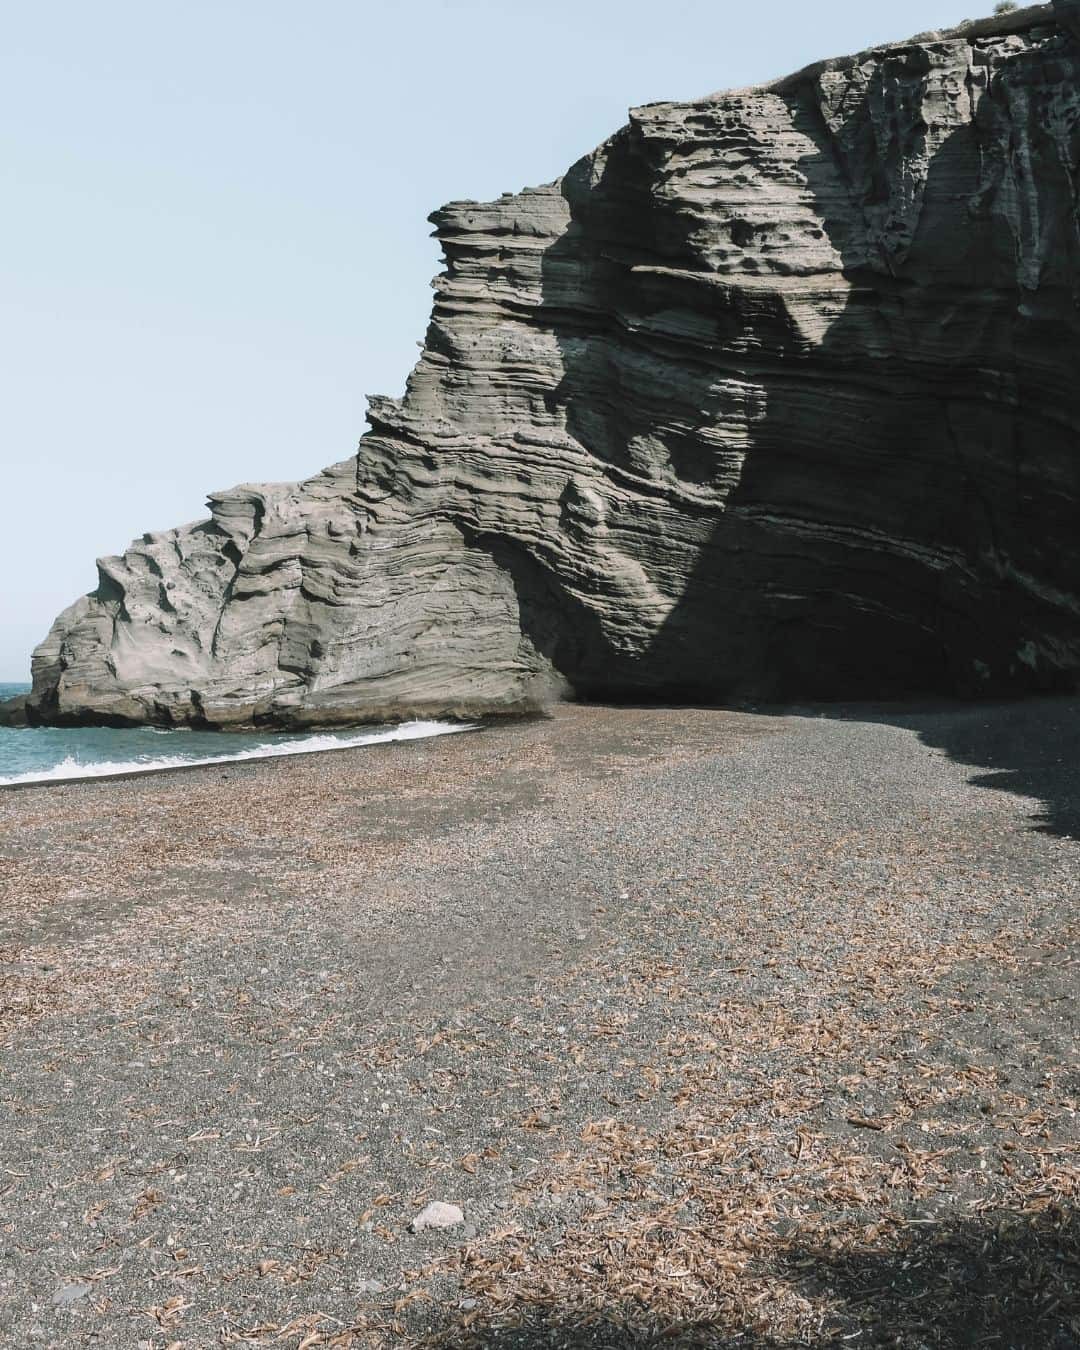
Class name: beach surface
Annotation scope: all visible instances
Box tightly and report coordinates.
[0,701,1077,1348]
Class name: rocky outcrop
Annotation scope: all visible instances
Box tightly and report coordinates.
[29,2,1080,726]
[0,695,29,728]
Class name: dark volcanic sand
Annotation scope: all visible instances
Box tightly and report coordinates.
[0,702,1077,1349]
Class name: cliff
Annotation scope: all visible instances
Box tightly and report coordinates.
[27,1,1080,727]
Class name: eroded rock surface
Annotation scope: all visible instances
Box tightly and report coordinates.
[30,2,1080,726]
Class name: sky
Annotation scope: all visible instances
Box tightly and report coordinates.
[1,0,987,680]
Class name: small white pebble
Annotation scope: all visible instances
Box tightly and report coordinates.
[410,1201,464,1232]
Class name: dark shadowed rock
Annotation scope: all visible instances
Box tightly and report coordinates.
[1054,0,1080,40]
[28,3,1080,726]
[0,696,29,728]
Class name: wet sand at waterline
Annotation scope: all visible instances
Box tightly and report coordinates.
[0,701,1077,1347]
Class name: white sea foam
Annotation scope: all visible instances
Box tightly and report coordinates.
[0,721,475,787]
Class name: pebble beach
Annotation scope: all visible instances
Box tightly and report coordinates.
[0,700,1077,1348]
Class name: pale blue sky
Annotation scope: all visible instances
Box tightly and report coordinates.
[2,0,984,679]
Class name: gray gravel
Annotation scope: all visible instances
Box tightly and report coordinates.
[0,700,1077,1348]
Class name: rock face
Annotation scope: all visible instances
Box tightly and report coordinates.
[30,2,1080,726]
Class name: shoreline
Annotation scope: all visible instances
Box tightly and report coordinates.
[3,688,1078,792]
[0,718,485,792]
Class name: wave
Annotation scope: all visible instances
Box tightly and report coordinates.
[0,720,475,787]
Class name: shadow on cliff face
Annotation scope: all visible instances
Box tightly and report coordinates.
[525,23,1080,708]
[414,1206,1079,1347]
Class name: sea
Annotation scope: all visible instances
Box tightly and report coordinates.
[0,682,470,787]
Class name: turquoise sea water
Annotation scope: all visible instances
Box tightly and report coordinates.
[0,683,470,787]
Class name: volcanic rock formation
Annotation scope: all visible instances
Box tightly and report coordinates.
[27,1,1080,727]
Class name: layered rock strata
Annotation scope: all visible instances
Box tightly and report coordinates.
[28,1,1080,726]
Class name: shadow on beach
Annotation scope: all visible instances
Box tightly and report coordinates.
[420,1206,1079,1347]
[571,691,1080,844]
[821,694,1080,844]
